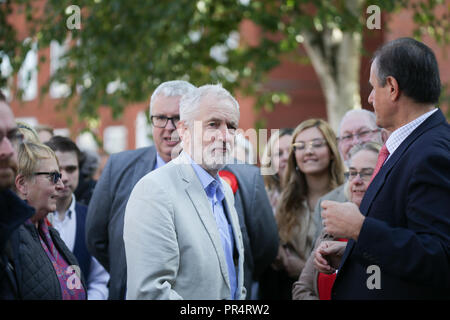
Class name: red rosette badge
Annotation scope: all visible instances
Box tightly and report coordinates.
[219,170,238,194]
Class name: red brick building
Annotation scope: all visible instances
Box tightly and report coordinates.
[4,2,449,156]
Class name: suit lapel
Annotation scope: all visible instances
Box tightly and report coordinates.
[338,109,445,274]
[175,156,231,290]
[131,147,156,185]
[360,109,445,217]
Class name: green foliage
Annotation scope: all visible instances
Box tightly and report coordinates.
[1,0,449,123]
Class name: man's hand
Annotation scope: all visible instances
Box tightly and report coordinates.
[314,240,347,274]
[321,201,365,241]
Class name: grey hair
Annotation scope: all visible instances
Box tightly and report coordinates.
[179,84,240,125]
[344,141,382,201]
[149,80,196,115]
[338,109,378,136]
[348,141,382,160]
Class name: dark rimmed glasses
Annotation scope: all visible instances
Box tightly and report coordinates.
[150,115,180,128]
[0,128,24,148]
[337,129,381,144]
[33,171,62,184]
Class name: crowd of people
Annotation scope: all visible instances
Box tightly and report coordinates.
[0,37,448,300]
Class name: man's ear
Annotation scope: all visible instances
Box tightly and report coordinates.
[15,174,28,197]
[385,76,400,101]
[176,120,189,144]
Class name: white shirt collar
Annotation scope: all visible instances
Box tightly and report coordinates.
[385,108,437,158]
[53,193,76,221]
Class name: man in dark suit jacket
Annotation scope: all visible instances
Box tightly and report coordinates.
[318,38,449,299]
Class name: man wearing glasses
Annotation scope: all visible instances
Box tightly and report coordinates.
[0,91,35,299]
[337,109,387,167]
[86,80,196,299]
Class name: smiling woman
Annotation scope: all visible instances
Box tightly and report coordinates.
[259,118,345,300]
[12,142,87,300]
[292,141,381,300]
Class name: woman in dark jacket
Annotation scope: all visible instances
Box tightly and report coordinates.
[12,142,87,299]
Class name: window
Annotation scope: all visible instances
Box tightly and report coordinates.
[17,41,38,101]
[104,125,127,154]
[135,111,153,148]
[49,40,70,98]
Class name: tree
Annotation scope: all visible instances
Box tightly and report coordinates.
[1,0,449,131]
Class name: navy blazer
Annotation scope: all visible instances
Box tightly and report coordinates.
[73,203,91,281]
[332,109,450,300]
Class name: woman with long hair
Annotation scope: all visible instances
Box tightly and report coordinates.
[261,128,293,214]
[292,141,381,300]
[259,119,344,299]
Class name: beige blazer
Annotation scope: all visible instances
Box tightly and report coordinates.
[292,231,335,300]
[123,153,246,300]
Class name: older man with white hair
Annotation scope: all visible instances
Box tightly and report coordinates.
[86,80,196,299]
[337,109,386,166]
[124,84,246,300]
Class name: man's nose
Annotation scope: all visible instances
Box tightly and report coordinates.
[351,134,361,145]
[0,136,15,160]
[165,118,177,130]
[216,124,230,141]
[368,90,374,105]
[55,177,65,190]
[353,173,364,183]
[61,170,69,182]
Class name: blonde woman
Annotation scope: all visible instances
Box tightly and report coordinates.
[14,142,87,299]
[261,128,293,214]
[292,142,381,300]
[259,119,344,299]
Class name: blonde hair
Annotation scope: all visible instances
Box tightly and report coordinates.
[17,142,58,179]
[17,121,40,143]
[276,119,345,243]
[261,128,294,192]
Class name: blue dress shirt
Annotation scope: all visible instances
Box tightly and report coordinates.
[186,152,237,299]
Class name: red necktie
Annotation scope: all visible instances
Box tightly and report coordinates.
[369,144,390,185]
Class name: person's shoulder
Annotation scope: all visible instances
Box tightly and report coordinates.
[224,162,260,177]
[137,157,178,184]
[411,122,449,159]
[109,146,156,163]
[321,184,347,202]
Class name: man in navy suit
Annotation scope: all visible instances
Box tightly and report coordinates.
[318,38,449,299]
